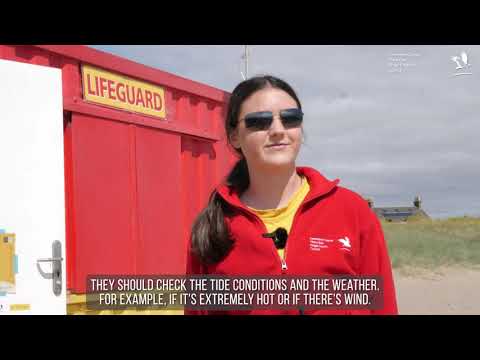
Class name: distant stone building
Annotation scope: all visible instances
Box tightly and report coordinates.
[366,195,430,222]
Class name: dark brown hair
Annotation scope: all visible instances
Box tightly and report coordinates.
[190,75,302,265]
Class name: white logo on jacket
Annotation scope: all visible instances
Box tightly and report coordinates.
[338,236,351,248]
[309,237,333,251]
[309,236,352,252]
[338,236,351,251]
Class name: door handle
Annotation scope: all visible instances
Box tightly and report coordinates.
[37,257,63,262]
[36,240,63,296]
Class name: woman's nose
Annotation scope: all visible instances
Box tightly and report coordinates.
[268,115,286,134]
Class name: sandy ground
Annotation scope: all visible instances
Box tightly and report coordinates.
[393,266,480,315]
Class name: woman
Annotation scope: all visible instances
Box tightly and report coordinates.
[186,75,398,315]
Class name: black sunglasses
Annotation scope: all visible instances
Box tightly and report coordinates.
[262,227,288,250]
[243,108,303,131]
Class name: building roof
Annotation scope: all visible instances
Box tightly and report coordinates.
[373,206,430,220]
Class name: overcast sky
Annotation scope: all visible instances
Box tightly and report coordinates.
[92,45,480,219]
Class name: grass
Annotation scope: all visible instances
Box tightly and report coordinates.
[381,216,480,272]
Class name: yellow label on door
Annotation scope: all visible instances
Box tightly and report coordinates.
[0,233,15,287]
[10,304,30,311]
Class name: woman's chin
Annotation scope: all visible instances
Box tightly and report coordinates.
[260,154,296,169]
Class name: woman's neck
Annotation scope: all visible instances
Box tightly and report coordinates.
[241,163,302,210]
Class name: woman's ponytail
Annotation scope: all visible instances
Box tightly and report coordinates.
[190,158,249,265]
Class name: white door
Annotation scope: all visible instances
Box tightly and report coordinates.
[0,58,66,315]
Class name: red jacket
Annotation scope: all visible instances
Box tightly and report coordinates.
[186,167,398,315]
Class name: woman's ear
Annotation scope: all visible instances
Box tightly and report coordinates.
[229,128,241,150]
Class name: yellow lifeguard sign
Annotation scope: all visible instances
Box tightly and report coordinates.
[81,64,167,119]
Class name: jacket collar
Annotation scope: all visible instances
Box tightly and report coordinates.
[216,166,340,211]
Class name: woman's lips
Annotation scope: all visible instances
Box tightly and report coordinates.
[265,143,289,149]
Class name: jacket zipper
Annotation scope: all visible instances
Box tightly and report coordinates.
[287,206,307,314]
[234,198,318,315]
[237,199,310,275]
[236,207,288,273]
[281,202,305,273]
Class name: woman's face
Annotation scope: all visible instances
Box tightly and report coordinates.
[230,87,303,171]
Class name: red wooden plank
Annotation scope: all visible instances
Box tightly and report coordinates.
[71,114,136,293]
[135,127,183,274]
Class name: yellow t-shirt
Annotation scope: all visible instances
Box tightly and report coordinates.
[248,176,310,259]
